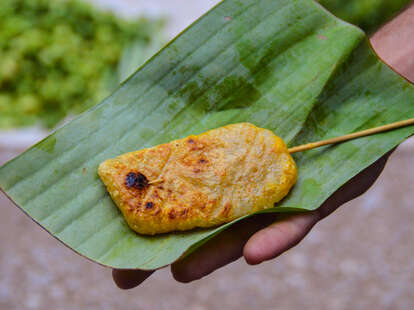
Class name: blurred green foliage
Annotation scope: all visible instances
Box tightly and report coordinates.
[319,0,412,33]
[0,0,163,129]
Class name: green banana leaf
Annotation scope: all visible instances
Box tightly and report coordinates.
[1,0,414,270]
[318,0,412,33]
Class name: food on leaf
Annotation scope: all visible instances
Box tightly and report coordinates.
[98,123,297,235]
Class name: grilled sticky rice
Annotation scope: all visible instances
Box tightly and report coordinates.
[98,123,297,235]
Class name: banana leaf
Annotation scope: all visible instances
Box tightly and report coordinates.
[318,0,412,33]
[1,0,414,270]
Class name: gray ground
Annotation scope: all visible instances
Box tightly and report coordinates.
[1,1,414,309]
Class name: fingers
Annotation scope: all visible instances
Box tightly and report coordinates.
[243,211,320,265]
[171,214,278,283]
[244,149,395,265]
[112,269,154,289]
[317,149,394,218]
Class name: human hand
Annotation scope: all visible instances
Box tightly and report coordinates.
[112,0,414,290]
[112,150,394,288]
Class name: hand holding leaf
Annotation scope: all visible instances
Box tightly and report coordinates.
[112,2,414,288]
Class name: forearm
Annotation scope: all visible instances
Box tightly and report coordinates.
[371,2,414,82]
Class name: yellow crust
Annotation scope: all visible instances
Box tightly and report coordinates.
[98,123,297,235]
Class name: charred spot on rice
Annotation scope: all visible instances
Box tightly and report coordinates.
[125,172,148,189]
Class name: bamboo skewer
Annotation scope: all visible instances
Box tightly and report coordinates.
[139,118,414,187]
[288,118,414,154]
